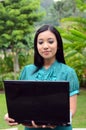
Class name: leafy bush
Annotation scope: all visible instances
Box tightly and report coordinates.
[0,55,13,73]
[0,50,34,90]
[0,72,19,90]
[18,49,34,69]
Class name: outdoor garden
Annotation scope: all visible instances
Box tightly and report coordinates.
[0,0,86,129]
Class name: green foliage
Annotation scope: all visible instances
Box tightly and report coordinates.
[0,72,19,90]
[0,78,3,90]
[50,0,80,25]
[0,55,13,73]
[0,0,44,73]
[63,44,85,82]
[18,49,34,69]
[56,0,86,85]
[75,0,86,11]
[0,0,43,44]
[0,49,33,73]
[0,49,34,90]
[0,0,43,46]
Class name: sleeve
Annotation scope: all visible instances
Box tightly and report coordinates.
[19,64,37,80]
[19,67,27,80]
[67,68,80,96]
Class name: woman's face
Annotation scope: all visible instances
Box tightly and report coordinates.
[37,30,58,62]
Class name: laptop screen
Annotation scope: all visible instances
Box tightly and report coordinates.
[4,80,70,126]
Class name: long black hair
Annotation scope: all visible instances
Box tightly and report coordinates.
[34,24,65,68]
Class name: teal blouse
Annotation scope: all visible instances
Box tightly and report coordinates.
[19,60,79,130]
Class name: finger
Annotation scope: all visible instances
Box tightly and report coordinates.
[4,113,18,126]
[4,113,9,120]
[4,115,15,123]
[47,125,56,129]
[42,125,46,128]
[8,122,18,126]
[31,120,38,128]
[5,118,18,126]
[5,117,15,122]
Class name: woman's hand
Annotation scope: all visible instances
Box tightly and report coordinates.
[23,120,56,129]
[4,113,18,126]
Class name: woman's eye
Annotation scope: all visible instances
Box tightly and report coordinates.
[38,41,43,44]
[48,39,54,44]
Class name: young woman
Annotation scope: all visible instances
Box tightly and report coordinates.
[4,25,79,130]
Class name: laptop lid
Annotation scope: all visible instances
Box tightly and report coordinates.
[4,80,70,126]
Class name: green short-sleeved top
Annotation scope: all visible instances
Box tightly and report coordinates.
[19,60,79,130]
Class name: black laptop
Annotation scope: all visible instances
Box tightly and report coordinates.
[4,80,70,126]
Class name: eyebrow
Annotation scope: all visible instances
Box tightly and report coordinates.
[38,38,54,40]
[38,39,43,41]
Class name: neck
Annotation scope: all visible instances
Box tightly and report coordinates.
[44,59,56,69]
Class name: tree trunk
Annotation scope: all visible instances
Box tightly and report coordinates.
[13,52,20,79]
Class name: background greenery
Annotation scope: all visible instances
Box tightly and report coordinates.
[0,0,86,129]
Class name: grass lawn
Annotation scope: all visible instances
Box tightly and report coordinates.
[0,89,86,130]
[72,89,86,128]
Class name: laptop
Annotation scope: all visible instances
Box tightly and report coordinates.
[4,80,70,126]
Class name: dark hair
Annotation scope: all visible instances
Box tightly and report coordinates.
[34,24,65,68]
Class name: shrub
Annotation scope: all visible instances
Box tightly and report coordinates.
[0,72,19,90]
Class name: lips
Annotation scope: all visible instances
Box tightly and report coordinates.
[43,51,50,55]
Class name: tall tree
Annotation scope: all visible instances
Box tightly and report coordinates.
[50,0,82,25]
[0,0,44,75]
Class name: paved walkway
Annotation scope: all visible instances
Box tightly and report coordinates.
[73,128,86,130]
[0,128,18,130]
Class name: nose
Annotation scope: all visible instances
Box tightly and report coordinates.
[43,42,48,49]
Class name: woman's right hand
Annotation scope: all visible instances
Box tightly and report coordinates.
[23,120,56,129]
[4,113,18,126]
